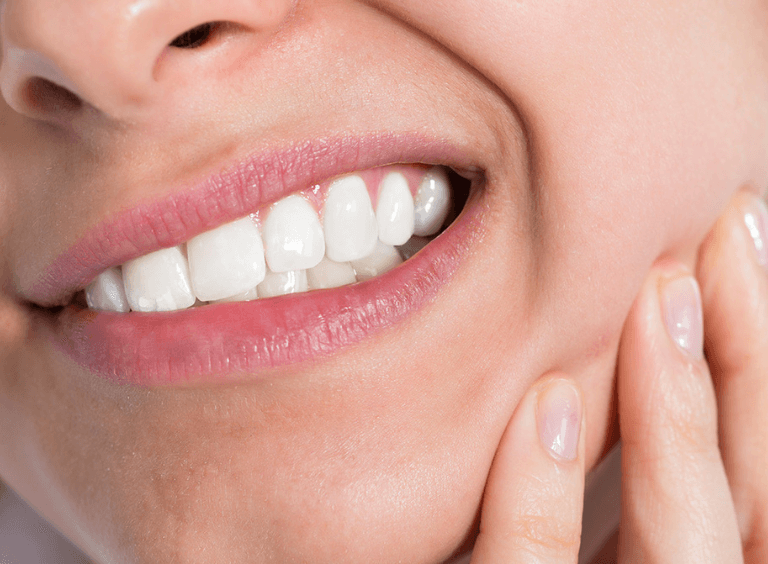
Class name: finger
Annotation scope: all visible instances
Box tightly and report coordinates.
[697,191,768,562]
[617,264,742,563]
[471,375,586,564]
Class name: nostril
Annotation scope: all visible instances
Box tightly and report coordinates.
[169,22,220,49]
[24,77,83,114]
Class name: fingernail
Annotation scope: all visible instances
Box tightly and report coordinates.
[661,276,703,360]
[538,380,582,462]
[743,195,768,271]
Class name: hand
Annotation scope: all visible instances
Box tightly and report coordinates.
[470,190,768,563]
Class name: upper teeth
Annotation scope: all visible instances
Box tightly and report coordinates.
[263,195,325,273]
[84,166,452,313]
[413,167,451,237]
[376,171,416,246]
[188,217,267,302]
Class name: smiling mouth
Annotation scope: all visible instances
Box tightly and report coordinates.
[32,135,482,387]
[80,164,458,313]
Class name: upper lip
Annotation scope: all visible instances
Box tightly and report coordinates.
[26,132,476,307]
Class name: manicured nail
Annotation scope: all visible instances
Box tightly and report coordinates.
[538,380,582,462]
[661,276,703,360]
[743,195,768,271]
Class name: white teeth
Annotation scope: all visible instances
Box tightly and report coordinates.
[213,287,259,304]
[122,246,196,312]
[306,256,357,290]
[90,167,453,311]
[257,269,309,298]
[376,172,415,246]
[85,267,130,312]
[187,217,267,302]
[263,195,325,273]
[413,167,451,237]
[350,241,403,282]
[323,175,379,262]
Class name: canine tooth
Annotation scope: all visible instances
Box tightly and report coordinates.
[122,246,196,312]
[397,236,431,260]
[264,195,325,272]
[187,217,267,302]
[85,267,130,312]
[350,241,403,282]
[413,167,451,237]
[214,287,259,303]
[376,172,415,246]
[257,269,308,298]
[306,257,357,290]
[323,175,378,262]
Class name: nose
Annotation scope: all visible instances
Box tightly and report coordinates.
[0,0,293,121]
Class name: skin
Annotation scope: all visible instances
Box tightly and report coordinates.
[472,193,768,563]
[0,0,766,562]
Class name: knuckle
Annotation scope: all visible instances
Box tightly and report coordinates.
[507,512,582,557]
[645,365,719,452]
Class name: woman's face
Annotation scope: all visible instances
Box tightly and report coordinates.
[0,0,766,561]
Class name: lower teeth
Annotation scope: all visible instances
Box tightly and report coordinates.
[179,232,435,309]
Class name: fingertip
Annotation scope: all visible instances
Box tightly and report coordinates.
[620,261,704,385]
[739,193,768,272]
[471,374,586,564]
[660,273,704,361]
[696,191,768,556]
[697,190,768,290]
[617,255,742,564]
[697,190,768,373]
[618,262,716,456]
[624,260,706,365]
[536,378,583,463]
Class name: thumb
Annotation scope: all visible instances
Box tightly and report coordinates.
[471,375,586,564]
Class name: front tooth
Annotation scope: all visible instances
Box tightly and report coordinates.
[350,241,403,282]
[122,246,196,312]
[85,267,130,312]
[376,172,415,246]
[306,257,357,290]
[413,167,451,237]
[323,175,378,262]
[263,195,325,272]
[257,269,308,298]
[187,217,267,302]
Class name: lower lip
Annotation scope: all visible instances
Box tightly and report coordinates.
[43,201,481,387]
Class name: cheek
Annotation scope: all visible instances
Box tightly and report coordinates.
[516,0,768,384]
[382,0,768,410]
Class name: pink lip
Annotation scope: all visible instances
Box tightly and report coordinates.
[31,133,473,307]
[31,132,483,387]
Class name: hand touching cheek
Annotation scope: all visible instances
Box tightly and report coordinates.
[472,191,768,563]
[470,376,586,563]
[697,192,768,562]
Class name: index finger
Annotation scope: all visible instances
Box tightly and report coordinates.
[471,375,586,564]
